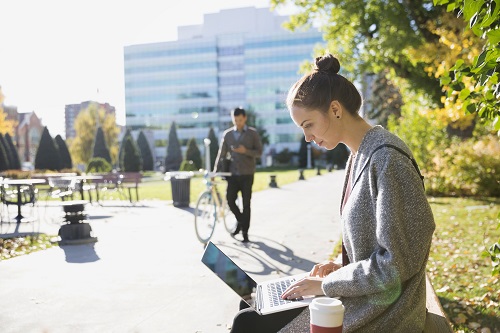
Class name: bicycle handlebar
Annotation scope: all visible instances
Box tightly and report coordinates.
[164,170,231,181]
[197,171,231,178]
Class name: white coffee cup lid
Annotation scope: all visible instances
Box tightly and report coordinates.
[309,297,343,311]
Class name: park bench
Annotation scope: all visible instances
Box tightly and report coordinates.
[424,274,453,332]
[92,173,121,203]
[93,172,142,204]
[117,172,142,203]
[328,254,453,332]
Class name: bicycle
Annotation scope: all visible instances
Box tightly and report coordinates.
[194,171,240,244]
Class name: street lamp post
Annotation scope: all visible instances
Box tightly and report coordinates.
[204,138,211,172]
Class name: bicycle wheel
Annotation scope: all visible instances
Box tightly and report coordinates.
[223,195,240,234]
[194,191,217,244]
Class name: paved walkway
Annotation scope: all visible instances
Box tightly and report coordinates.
[0,170,345,333]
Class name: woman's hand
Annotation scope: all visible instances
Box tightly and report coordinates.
[281,276,324,300]
[310,261,342,278]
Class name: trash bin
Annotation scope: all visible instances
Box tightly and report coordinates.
[170,175,191,207]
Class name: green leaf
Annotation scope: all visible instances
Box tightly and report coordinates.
[486,30,500,45]
[463,0,485,21]
[474,49,488,68]
[486,90,494,100]
[459,88,471,101]
[450,59,465,71]
[451,82,465,91]
[466,103,477,113]
[492,243,500,254]
[440,75,452,86]
[446,2,458,11]
[471,23,483,37]
[493,117,500,130]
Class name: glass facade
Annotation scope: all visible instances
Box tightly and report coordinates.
[124,8,324,164]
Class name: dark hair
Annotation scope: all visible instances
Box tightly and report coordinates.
[232,107,246,117]
[286,54,362,116]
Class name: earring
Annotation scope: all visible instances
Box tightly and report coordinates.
[336,116,340,119]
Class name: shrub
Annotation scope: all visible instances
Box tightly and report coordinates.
[34,127,61,171]
[426,135,500,197]
[274,148,294,165]
[92,127,112,164]
[165,122,182,171]
[86,157,112,173]
[185,137,202,170]
[137,131,154,171]
[55,135,72,169]
[121,134,142,172]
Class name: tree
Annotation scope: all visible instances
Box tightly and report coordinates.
[185,137,202,170]
[298,138,314,168]
[119,129,132,170]
[0,87,17,136]
[92,127,112,164]
[433,0,500,128]
[246,109,270,146]
[325,143,350,170]
[366,71,403,127]
[0,134,10,171]
[120,134,142,172]
[4,133,21,170]
[164,121,182,171]
[54,135,72,170]
[272,0,450,103]
[207,127,219,171]
[0,134,12,169]
[34,127,61,171]
[86,157,112,173]
[69,103,119,165]
[137,131,154,171]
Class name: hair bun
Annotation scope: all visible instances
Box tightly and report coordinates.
[314,54,340,75]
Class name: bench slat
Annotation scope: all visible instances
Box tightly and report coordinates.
[424,275,453,333]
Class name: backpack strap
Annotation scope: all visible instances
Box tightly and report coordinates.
[352,144,425,191]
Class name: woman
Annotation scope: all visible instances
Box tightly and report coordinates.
[230,54,435,333]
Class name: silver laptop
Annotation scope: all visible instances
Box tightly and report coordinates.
[201,241,314,315]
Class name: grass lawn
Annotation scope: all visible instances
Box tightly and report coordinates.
[427,197,499,332]
[105,168,321,204]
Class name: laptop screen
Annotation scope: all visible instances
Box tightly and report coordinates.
[201,242,257,301]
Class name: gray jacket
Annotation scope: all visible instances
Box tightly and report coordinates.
[280,126,435,333]
[214,126,262,176]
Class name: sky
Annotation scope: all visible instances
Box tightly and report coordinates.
[0,0,297,138]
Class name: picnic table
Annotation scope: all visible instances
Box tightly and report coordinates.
[1,178,46,224]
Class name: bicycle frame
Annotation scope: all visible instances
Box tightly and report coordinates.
[194,171,234,244]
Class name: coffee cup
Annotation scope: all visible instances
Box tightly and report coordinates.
[309,297,344,333]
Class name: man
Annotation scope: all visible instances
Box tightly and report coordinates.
[214,107,263,243]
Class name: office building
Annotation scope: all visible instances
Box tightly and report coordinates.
[124,6,324,165]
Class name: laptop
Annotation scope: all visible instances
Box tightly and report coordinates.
[201,241,315,315]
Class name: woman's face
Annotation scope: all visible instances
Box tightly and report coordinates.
[290,105,341,150]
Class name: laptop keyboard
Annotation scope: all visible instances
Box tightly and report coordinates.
[267,278,303,307]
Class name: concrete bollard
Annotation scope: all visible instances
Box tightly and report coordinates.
[269,174,278,188]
